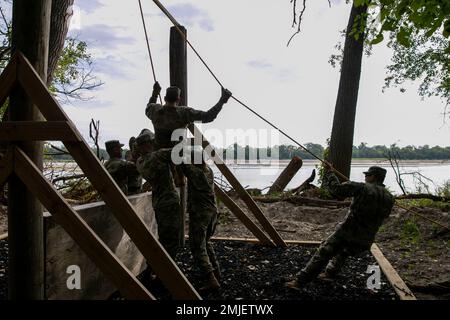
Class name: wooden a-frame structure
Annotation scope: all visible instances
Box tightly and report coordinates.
[0,52,201,300]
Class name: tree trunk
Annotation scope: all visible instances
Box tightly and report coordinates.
[328,2,368,180]
[8,0,51,299]
[47,0,74,85]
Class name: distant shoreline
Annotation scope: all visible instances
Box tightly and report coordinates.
[223,159,450,167]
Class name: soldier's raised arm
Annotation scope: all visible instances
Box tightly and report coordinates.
[180,87,232,123]
[149,82,161,104]
[323,169,365,198]
[146,82,162,119]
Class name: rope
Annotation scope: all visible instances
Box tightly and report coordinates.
[138,0,162,104]
[147,0,450,233]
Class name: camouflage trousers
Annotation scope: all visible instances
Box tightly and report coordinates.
[296,229,366,284]
[189,209,220,276]
[155,202,182,259]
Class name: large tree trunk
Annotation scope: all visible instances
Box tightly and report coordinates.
[328,2,368,180]
[8,0,51,299]
[47,0,74,85]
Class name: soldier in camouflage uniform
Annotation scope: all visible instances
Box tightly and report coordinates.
[145,82,231,290]
[146,82,232,150]
[104,140,142,195]
[183,151,221,292]
[286,166,395,290]
[135,133,181,259]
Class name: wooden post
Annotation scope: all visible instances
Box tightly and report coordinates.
[268,156,303,194]
[7,0,51,300]
[170,25,187,247]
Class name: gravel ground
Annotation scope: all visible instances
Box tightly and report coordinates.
[0,239,7,300]
[147,240,397,300]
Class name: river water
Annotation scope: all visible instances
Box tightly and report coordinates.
[212,160,450,195]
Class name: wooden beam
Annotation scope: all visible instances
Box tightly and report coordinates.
[0,54,18,107]
[189,124,287,247]
[8,0,51,299]
[13,147,155,300]
[0,233,7,241]
[152,0,181,27]
[0,149,13,187]
[64,140,200,299]
[268,156,303,194]
[0,121,81,141]
[170,25,188,247]
[214,185,274,246]
[15,50,200,299]
[210,236,321,246]
[370,243,416,300]
[16,52,73,122]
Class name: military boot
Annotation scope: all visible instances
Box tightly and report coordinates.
[199,271,220,293]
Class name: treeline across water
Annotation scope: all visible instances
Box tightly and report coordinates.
[219,143,450,160]
[45,143,450,161]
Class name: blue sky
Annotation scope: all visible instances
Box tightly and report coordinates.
[65,0,449,148]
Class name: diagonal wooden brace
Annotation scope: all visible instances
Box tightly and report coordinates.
[15,52,201,299]
[13,147,155,300]
[189,123,287,247]
[214,184,274,246]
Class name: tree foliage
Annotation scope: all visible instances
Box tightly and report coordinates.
[216,143,449,160]
[291,0,449,105]
[0,0,102,113]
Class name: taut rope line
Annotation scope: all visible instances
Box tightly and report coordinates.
[138,0,162,104]
[144,0,450,232]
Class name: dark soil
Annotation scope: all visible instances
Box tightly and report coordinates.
[0,239,7,300]
[214,197,450,300]
[147,240,397,300]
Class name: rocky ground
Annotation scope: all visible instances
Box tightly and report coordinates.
[213,196,450,300]
[150,240,397,300]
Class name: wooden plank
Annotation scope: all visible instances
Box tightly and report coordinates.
[152,0,181,26]
[16,53,74,122]
[64,140,200,299]
[189,124,287,247]
[370,243,416,300]
[16,50,200,300]
[268,156,303,194]
[0,149,13,187]
[170,25,188,247]
[0,121,80,141]
[13,147,155,300]
[44,193,158,300]
[210,236,321,246]
[214,185,274,246]
[0,53,18,107]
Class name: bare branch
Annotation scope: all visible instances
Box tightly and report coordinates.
[287,0,307,47]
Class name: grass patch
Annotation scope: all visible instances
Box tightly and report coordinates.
[396,198,450,211]
[400,216,422,246]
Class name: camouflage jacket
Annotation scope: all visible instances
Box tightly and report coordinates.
[136,149,180,209]
[104,157,141,195]
[145,102,223,149]
[323,171,395,249]
[185,164,217,215]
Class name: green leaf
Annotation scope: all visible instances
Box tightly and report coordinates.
[370,32,384,45]
[397,27,411,47]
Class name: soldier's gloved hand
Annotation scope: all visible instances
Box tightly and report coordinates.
[153,81,162,95]
[220,87,232,103]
